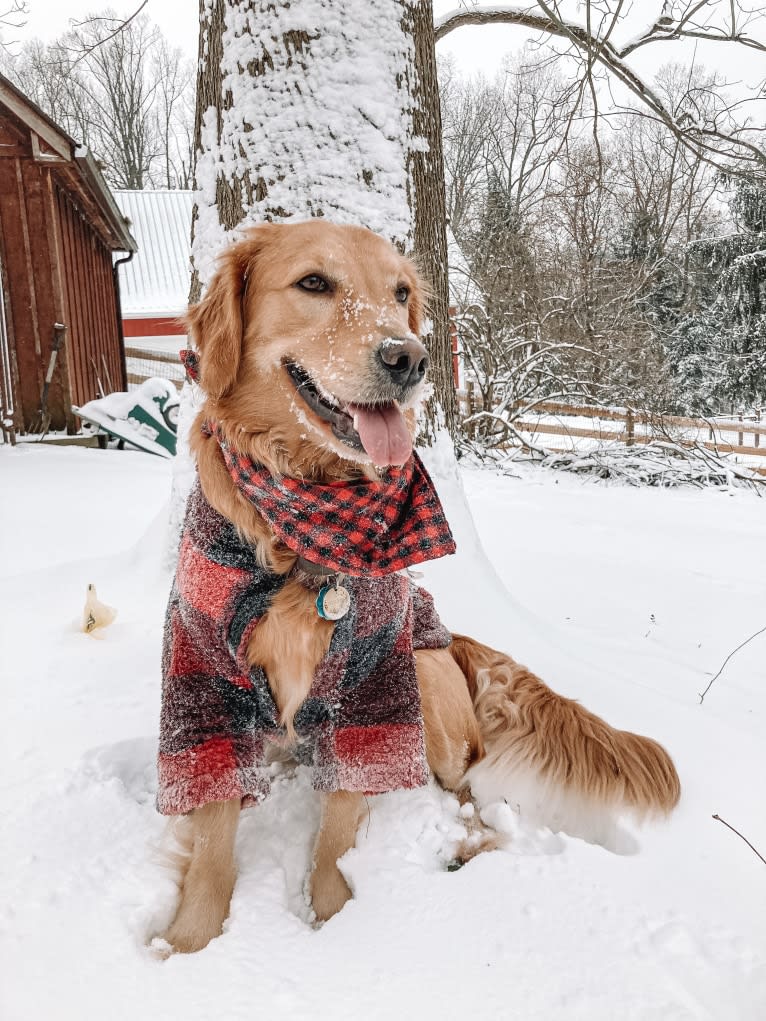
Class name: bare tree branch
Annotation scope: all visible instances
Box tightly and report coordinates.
[435,1,766,57]
[699,623,766,703]
[64,0,149,70]
[435,2,766,174]
[2,8,194,189]
[0,0,27,54]
[712,814,766,866]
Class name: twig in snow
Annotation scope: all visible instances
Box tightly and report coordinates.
[712,814,766,867]
[698,624,766,704]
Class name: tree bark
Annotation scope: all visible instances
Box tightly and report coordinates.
[187,0,454,432]
[404,0,456,440]
[188,0,226,305]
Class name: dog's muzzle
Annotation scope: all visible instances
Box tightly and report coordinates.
[376,337,428,391]
[284,344,424,465]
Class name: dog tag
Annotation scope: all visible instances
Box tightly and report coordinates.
[316,579,351,621]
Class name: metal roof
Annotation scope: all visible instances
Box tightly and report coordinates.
[113,189,193,316]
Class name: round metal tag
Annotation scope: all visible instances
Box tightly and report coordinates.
[316,583,351,621]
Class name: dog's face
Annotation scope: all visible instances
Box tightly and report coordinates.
[187,221,428,468]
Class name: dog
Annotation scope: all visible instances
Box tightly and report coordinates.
[157,221,680,954]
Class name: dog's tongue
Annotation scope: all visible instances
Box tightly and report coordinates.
[348,402,412,466]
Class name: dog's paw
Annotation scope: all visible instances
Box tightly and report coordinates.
[309,862,353,923]
[158,918,219,955]
[158,888,231,954]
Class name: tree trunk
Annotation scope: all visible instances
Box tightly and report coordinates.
[404,0,456,440]
[187,0,453,429]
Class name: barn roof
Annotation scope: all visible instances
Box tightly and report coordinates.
[113,190,194,317]
[0,72,136,254]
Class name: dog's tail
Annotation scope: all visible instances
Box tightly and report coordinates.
[450,635,680,845]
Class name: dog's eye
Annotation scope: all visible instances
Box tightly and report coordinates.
[296,274,330,293]
[395,285,410,304]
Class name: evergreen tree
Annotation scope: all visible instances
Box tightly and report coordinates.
[668,178,766,413]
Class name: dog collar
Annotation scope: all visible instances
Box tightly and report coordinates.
[296,555,335,577]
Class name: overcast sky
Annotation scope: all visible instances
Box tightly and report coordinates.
[13,0,766,92]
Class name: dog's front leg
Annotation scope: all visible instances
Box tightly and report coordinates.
[162,797,240,954]
[310,789,364,922]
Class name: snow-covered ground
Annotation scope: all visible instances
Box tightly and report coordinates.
[1,442,764,1020]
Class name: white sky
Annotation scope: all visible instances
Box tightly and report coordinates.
[12,0,766,93]
[18,0,199,55]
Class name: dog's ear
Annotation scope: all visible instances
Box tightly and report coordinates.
[184,237,257,400]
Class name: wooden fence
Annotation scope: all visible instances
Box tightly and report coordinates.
[125,345,184,390]
[121,355,766,476]
[458,385,766,475]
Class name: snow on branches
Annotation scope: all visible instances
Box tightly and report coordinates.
[192,0,423,288]
[435,2,766,175]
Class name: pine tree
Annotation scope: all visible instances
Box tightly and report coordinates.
[668,178,766,413]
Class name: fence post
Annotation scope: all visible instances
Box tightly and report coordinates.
[756,410,761,449]
[448,306,459,389]
[466,380,476,439]
[626,407,634,446]
[738,413,743,448]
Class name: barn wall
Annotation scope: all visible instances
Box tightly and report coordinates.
[0,107,129,433]
[55,186,126,413]
[123,316,185,338]
[0,216,16,439]
[0,133,67,429]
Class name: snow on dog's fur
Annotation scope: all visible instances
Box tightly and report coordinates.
[157,221,680,954]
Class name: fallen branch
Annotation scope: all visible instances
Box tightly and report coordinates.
[528,441,754,488]
[653,432,766,492]
[712,814,766,867]
[698,624,766,704]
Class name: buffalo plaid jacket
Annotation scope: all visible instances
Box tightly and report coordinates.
[157,479,452,815]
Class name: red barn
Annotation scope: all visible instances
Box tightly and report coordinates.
[0,73,136,439]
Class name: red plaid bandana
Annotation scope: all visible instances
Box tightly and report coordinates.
[206,422,456,577]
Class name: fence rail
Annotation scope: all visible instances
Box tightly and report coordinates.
[125,346,184,391]
[118,357,766,474]
[505,399,766,439]
[458,388,766,475]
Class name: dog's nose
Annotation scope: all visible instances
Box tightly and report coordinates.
[376,338,429,389]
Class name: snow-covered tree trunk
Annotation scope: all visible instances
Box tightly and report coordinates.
[170,0,453,541]
[189,0,451,412]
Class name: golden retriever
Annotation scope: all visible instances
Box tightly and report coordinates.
[158,221,679,954]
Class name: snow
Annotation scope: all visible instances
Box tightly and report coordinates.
[192,1,419,288]
[1,442,765,1020]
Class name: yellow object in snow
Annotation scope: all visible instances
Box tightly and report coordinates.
[82,583,117,634]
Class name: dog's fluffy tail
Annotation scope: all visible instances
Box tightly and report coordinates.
[450,635,680,846]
